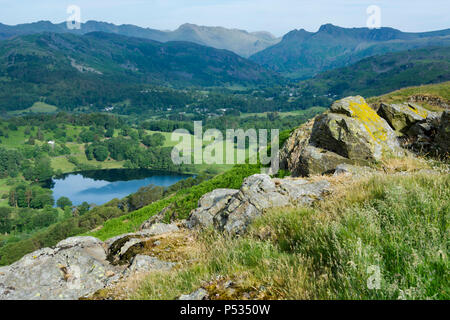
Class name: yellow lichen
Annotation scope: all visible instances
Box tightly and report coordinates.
[348,99,388,142]
[407,104,428,118]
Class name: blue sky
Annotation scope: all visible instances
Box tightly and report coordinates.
[0,0,448,36]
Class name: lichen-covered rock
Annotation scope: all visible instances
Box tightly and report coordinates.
[280,96,405,176]
[0,237,119,300]
[377,102,429,133]
[436,111,450,155]
[106,223,179,265]
[187,174,330,235]
[178,288,209,300]
[280,119,356,176]
[311,96,404,162]
[186,189,239,229]
[280,119,315,176]
[297,145,356,176]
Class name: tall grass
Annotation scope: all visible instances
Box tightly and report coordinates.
[134,172,449,300]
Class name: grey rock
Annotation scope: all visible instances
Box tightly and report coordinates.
[377,102,429,133]
[139,205,174,230]
[140,223,179,236]
[119,238,143,256]
[105,223,179,249]
[178,288,209,300]
[311,97,403,162]
[280,96,405,176]
[186,189,239,229]
[188,174,330,235]
[0,237,118,300]
[436,111,450,155]
[106,223,179,264]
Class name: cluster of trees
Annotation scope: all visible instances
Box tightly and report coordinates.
[84,133,167,166]
[21,157,54,183]
[0,148,22,178]
[0,146,55,183]
[0,206,59,234]
[138,108,325,137]
[8,184,54,209]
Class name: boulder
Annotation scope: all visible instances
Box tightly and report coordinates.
[106,223,179,265]
[0,237,119,300]
[187,174,330,235]
[280,119,315,176]
[435,111,450,155]
[186,189,239,229]
[139,205,174,230]
[280,96,405,176]
[377,102,429,133]
[297,145,356,176]
[311,96,403,162]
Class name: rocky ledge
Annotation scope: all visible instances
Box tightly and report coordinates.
[0,223,179,300]
[186,174,330,235]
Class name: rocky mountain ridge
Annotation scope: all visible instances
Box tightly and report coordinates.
[0,20,280,57]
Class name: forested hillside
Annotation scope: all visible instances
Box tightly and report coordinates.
[296,46,450,99]
[0,32,278,111]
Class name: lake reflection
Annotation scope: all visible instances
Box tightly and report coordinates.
[51,169,191,206]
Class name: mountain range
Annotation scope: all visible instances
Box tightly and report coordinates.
[2,20,449,81]
[250,24,450,79]
[0,20,449,111]
[0,20,280,58]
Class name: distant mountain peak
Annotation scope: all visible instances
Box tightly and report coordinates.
[0,20,279,57]
[250,24,450,79]
[283,28,312,40]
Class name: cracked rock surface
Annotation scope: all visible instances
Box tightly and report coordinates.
[187,174,330,235]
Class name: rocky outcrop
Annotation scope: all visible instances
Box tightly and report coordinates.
[186,174,330,235]
[186,189,239,229]
[0,223,180,300]
[106,223,179,265]
[312,96,404,161]
[139,205,175,230]
[377,102,429,133]
[435,111,450,155]
[408,94,449,110]
[281,96,405,176]
[0,237,119,300]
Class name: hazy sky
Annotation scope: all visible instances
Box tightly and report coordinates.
[0,0,448,36]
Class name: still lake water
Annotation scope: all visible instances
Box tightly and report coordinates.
[51,169,191,206]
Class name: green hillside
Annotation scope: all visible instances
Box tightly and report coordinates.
[296,46,450,101]
[0,32,278,111]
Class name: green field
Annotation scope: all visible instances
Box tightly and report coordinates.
[8,102,58,116]
[240,106,327,118]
